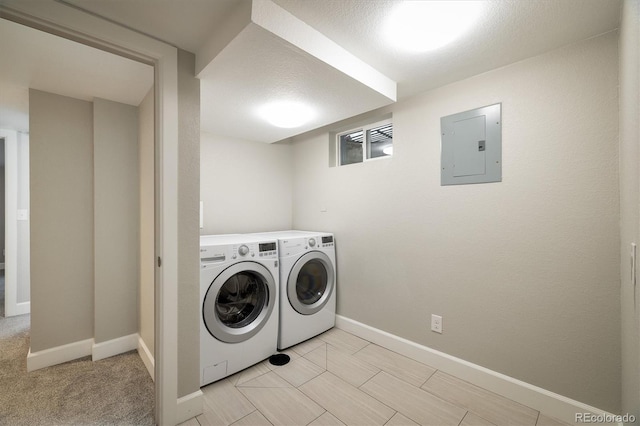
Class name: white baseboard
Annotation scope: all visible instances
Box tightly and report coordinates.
[137,336,155,381]
[92,333,138,362]
[27,338,93,372]
[176,390,204,424]
[336,315,620,426]
[28,333,146,372]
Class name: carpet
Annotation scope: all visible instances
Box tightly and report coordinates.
[0,274,155,425]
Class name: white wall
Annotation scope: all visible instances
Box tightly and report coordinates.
[200,132,293,234]
[619,0,640,420]
[291,32,620,412]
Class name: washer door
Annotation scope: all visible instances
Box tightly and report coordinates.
[288,251,335,315]
[203,262,276,343]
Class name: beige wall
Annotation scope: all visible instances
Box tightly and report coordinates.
[291,32,621,412]
[30,90,146,357]
[93,98,139,343]
[619,0,640,420]
[200,133,293,235]
[139,88,155,357]
[177,49,201,398]
[29,89,95,351]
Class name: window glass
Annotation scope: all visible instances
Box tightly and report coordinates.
[339,129,363,165]
[367,122,393,159]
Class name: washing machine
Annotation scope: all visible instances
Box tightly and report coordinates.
[199,234,279,386]
[251,230,336,350]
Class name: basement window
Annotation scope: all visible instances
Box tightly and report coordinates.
[337,119,393,166]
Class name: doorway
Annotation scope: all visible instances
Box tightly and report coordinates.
[0,1,183,422]
[0,17,156,425]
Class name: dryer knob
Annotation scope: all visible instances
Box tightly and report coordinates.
[308,238,316,247]
[238,245,249,256]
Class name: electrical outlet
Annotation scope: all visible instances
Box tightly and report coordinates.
[431,314,443,334]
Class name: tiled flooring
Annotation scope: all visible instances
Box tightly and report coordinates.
[183,328,570,426]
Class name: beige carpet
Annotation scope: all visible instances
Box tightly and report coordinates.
[0,274,155,425]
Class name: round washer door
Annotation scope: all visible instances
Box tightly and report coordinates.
[287,251,335,315]
[203,262,276,343]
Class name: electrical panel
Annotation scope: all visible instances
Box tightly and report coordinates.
[441,103,501,185]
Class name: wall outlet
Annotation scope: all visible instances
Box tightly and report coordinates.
[431,314,443,334]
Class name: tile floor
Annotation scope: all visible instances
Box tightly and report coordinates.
[182,328,570,426]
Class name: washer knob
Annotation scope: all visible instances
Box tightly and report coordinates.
[308,238,316,247]
[238,245,249,256]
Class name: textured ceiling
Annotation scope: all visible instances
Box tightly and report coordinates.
[0,17,153,132]
[272,0,621,98]
[0,0,622,141]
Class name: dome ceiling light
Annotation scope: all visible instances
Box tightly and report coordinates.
[258,100,315,129]
[384,1,483,53]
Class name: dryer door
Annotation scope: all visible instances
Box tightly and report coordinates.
[287,251,335,315]
[203,262,276,343]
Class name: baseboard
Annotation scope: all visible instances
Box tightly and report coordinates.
[27,333,143,372]
[27,338,93,372]
[92,333,138,362]
[176,390,204,424]
[137,336,155,381]
[336,315,620,426]
[6,300,30,317]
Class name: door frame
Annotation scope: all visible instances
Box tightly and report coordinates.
[0,2,180,424]
[0,129,28,317]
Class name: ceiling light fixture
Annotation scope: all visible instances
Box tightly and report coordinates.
[258,101,315,129]
[384,1,483,53]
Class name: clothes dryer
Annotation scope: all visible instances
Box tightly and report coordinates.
[199,234,279,386]
[251,230,336,350]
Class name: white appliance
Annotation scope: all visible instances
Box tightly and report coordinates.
[252,230,336,350]
[199,234,279,386]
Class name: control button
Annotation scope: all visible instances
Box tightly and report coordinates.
[309,238,316,247]
[238,245,249,256]
[232,254,237,259]
[251,252,255,257]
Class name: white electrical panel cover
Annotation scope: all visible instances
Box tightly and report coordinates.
[441,103,501,185]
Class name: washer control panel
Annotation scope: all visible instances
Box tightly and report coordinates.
[200,240,278,268]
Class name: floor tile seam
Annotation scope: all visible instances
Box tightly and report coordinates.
[419,383,540,425]
[352,371,420,424]
[419,367,439,388]
[426,370,539,415]
[351,348,436,385]
[304,409,328,426]
[298,370,397,424]
[459,410,499,426]
[234,367,277,387]
[200,389,256,414]
[228,408,264,426]
[273,365,328,388]
[534,410,541,426]
[236,384,296,389]
[419,383,534,426]
[360,370,475,425]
